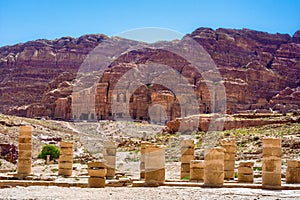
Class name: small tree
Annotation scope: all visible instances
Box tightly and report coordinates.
[37,144,60,160]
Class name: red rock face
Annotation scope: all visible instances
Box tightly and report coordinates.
[0,28,299,120]
[0,35,107,118]
[270,87,300,113]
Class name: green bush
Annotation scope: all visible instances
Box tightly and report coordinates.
[37,144,60,160]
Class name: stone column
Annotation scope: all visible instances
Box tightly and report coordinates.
[221,139,236,180]
[46,155,51,165]
[17,126,33,178]
[238,161,254,183]
[262,138,282,189]
[204,147,224,187]
[286,160,300,183]
[144,144,165,185]
[140,141,151,179]
[58,141,73,177]
[190,160,204,181]
[88,161,107,188]
[181,140,194,179]
[103,140,117,179]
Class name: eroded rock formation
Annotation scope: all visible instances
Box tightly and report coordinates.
[0,28,299,121]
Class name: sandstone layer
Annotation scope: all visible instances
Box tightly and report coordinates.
[0,28,299,121]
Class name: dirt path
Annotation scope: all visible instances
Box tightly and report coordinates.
[0,186,300,199]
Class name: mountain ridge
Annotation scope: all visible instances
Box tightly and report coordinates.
[0,27,299,120]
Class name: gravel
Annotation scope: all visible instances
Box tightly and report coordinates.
[1,186,300,200]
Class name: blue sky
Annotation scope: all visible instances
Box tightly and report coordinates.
[0,0,299,46]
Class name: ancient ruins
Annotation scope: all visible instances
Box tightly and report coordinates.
[0,125,299,190]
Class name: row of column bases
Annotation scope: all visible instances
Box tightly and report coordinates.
[16,126,300,188]
[16,126,117,187]
[179,138,300,189]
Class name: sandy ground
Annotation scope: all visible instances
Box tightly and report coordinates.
[1,186,300,200]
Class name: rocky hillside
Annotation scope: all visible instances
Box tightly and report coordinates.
[0,28,299,120]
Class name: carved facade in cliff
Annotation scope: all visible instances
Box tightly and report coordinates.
[0,28,299,121]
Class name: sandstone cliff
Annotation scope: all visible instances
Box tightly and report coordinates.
[0,28,299,121]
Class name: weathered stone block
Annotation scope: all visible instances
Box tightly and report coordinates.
[19,138,32,143]
[140,171,145,179]
[286,168,300,183]
[106,167,116,178]
[18,143,32,151]
[59,155,73,162]
[88,161,106,168]
[140,142,152,179]
[181,163,190,172]
[239,161,254,167]
[60,147,73,155]
[104,155,116,166]
[238,174,254,183]
[18,150,32,158]
[205,162,224,171]
[190,160,204,169]
[19,126,33,136]
[59,162,73,169]
[18,158,32,165]
[181,171,190,179]
[204,147,224,186]
[262,172,281,186]
[141,142,152,151]
[190,168,204,180]
[60,141,74,148]
[145,145,165,170]
[17,166,31,174]
[222,145,236,153]
[103,140,116,148]
[287,160,300,168]
[145,168,165,183]
[262,147,282,157]
[224,153,235,161]
[238,166,253,174]
[204,171,224,186]
[181,140,194,148]
[220,139,236,147]
[204,148,224,160]
[262,157,281,172]
[181,155,195,164]
[224,170,235,179]
[103,148,117,156]
[88,177,105,188]
[181,147,194,155]
[263,138,281,148]
[88,169,107,177]
[224,160,235,171]
[58,168,72,176]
